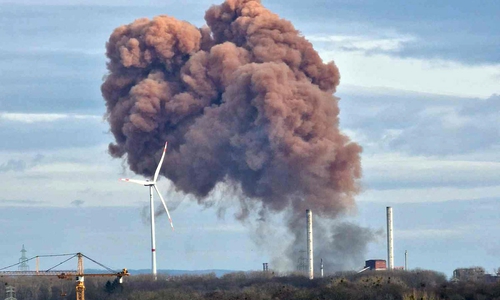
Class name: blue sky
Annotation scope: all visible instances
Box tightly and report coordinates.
[0,0,498,277]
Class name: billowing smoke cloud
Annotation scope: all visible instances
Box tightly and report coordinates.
[102,0,363,269]
[286,215,382,272]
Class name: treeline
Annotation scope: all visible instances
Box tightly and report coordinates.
[2,269,500,300]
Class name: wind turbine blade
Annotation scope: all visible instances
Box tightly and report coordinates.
[153,141,168,183]
[120,178,149,185]
[153,185,174,230]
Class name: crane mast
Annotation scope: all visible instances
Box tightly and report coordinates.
[76,253,85,300]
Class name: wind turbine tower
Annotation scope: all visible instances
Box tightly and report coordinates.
[120,141,174,279]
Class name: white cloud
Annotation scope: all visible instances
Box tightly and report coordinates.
[338,89,500,156]
[357,151,500,196]
[0,112,100,123]
[4,46,104,56]
[0,145,125,207]
[0,0,214,6]
[309,35,500,98]
[363,153,500,172]
[307,34,415,52]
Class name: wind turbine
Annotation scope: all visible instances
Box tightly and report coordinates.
[120,141,174,279]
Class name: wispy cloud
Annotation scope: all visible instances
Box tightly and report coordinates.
[0,112,100,123]
[362,153,500,190]
[307,34,415,53]
[308,32,500,98]
[0,116,108,151]
[358,187,500,204]
[326,50,500,98]
[0,159,26,172]
[0,199,46,205]
[339,91,500,156]
[388,94,500,155]
[71,199,85,207]
[0,154,44,173]
[0,47,103,56]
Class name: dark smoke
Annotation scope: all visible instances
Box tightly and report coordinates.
[102,0,364,270]
[286,215,383,272]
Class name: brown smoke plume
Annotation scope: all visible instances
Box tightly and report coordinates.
[102,0,361,231]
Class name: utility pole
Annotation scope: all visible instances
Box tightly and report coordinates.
[297,250,307,273]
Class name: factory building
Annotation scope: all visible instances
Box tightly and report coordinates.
[452,267,485,281]
[365,259,387,271]
[452,267,500,283]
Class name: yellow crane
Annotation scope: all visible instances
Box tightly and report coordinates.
[0,252,129,300]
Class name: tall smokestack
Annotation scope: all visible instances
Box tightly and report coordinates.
[307,209,313,279]
[405,250,408,271]
[386,207,394,270]
[320,258,324,278]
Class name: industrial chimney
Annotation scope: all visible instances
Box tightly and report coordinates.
[405,250,408,271]
[320,258,324,278]
[386,207,394,270]
[306,209,314,279]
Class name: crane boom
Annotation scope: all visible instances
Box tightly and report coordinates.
[0,270,128,277]
[0,271,76,276]
[0,252,129,300]
[57,269,129,279]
